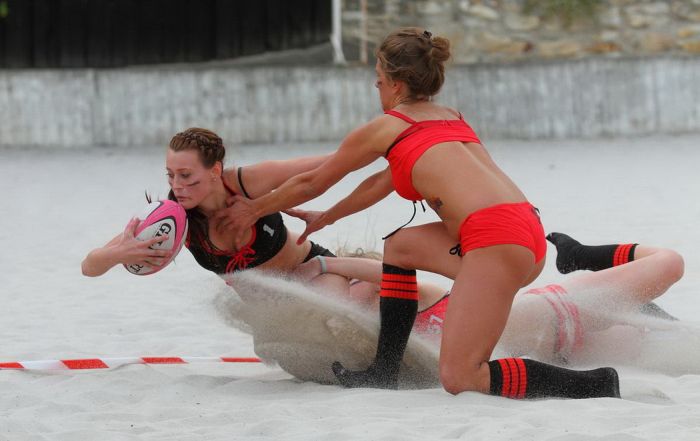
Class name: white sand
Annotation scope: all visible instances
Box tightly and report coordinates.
[1,135,700,439]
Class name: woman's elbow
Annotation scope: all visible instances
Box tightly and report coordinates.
[81,261,97,277]
[659,250,685,284]
[81,258,104,277]
[81,262,94,277]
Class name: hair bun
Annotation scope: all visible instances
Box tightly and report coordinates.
[428,36,451,64]
[376,27,451,98]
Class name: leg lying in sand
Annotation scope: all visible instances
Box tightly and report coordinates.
[297,231,684,376]
[500,233,685,365]
[547,232,684,312]
[292,250,450,336]
[328,221,624,398]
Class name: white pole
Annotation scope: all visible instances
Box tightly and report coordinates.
[331,0,346,64]
[360,0,368,64]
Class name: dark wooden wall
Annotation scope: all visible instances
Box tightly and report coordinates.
[0,0,331,68]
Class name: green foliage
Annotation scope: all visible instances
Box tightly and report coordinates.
[0,1,8,19]
[523,0,603,27]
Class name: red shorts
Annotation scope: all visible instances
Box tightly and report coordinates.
[458,202,546,263]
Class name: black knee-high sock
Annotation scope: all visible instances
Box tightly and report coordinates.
[547,232,638,274]
[332,264,418,389]
[488,358,621,399]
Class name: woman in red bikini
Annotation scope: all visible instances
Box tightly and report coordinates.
[221,28,620,399]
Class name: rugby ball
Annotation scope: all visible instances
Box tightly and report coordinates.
[124,200,188,275]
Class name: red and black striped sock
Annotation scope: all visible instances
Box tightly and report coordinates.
[488,358,621,399]
[380,263,419,301]
[547,232,638,274]
[333,264,418,389]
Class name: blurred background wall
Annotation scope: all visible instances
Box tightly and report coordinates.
[341,0,700,63]
[0,0,699,147]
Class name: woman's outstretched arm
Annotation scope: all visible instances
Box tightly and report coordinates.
[215,116,394,246]
[222,153,333,199]
[81,218,171,277]
[285,167,394,244]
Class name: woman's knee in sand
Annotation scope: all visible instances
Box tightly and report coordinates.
[438,358,490,395]
[655,249,685,285]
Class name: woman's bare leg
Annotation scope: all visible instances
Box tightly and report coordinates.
[440,245,620,399]
[439,244,542,394]
[331,222,462,388]
[333,225,620,398]
[382,222,462,279]
[561,246,684,306]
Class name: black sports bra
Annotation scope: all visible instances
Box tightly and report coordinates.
[185,167,288,274]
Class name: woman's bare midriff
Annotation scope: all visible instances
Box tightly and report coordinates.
[412,141,527,236]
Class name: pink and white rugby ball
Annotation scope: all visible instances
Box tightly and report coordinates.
[124,200,188,275]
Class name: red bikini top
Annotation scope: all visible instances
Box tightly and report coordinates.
[384,109,481,201]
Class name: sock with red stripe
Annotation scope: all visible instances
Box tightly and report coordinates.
[488,358,621,399]
[333,264,418,389]
[547,232,638,274]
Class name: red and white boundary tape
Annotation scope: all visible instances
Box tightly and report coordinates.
[0,356,261,371]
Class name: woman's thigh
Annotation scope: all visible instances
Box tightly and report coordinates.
[383,222,462,278]
[439,244,537,393]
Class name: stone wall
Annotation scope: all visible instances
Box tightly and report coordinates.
[341,0,700,64]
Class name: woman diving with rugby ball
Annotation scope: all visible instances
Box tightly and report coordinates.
[81,128,448,324]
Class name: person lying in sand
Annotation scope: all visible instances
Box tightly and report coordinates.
[290,232,684,368]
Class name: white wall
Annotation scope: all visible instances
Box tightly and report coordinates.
[1,57,699,147]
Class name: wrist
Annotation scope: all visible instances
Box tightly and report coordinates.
[107,243,129,266]
[248,198,266,219]
[321,210,336,226]
[315,255,327,274]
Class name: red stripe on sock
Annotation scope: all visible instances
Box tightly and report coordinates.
[381,281,419,291]
[380,289,419,300]
[614,244,633,267]
[382,274,417,283]
[506,358,520,398]
[619,245,627,265]
[620,244,632,265]
[514,358,527,398]
[380,271,418,300]
[498,359,512,398]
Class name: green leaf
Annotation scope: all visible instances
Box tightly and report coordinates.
[524,0,602,28]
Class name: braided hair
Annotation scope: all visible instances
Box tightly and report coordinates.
[169,128,225,168]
